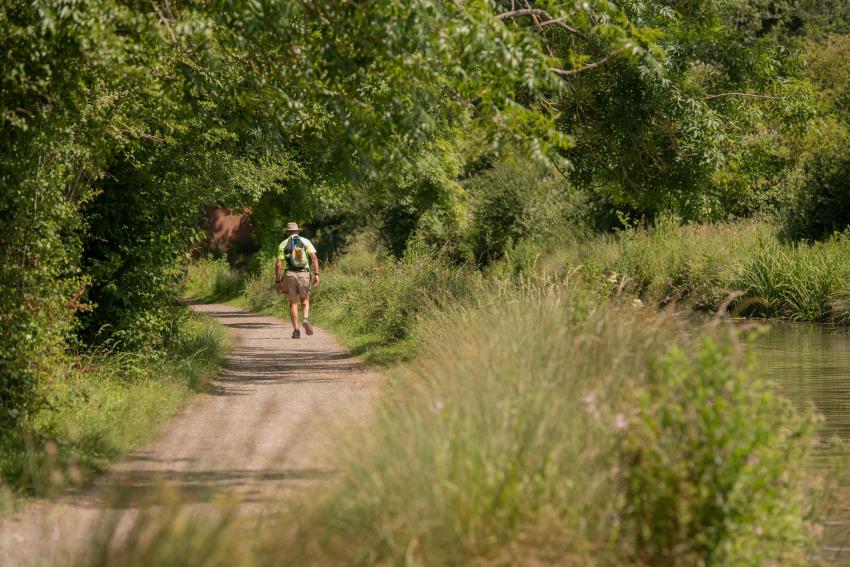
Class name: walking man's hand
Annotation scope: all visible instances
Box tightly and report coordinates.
[275,281,284,295]
[313,273,320,287]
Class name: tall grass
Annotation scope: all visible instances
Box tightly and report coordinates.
[190,218,850,374]
[0,313,229,503]
[736,236,850,321]
[612,218,770,307]
[81,227,828,565]
[183,257,245,302]
[85,287,816,566]
[282,295,814,565]
[504,218,850,324]
[190,218,850,365]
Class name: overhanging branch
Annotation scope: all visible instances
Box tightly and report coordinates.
[498,7,588,40]
[551,48,627,78]
[704,92,781,101]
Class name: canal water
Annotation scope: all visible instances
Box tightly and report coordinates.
[748,322,850,563]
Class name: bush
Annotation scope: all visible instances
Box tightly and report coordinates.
[328,231,385,276]
[466,158,569,265]
[0,140,84,431]
[784,120,850,240]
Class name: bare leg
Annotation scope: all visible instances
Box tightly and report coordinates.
[289,295,299,330]
[301,296,310,320]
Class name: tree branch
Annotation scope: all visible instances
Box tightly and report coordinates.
[703,92,781,100]
[150,2,178,44]
[497,8,549,20]
[498,7,588,40]
[550,48,626,78]
[523,1,556,58]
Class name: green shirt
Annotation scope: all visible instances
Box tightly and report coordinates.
[277,235,317,269]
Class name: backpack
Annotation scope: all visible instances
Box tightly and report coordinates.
[284,235,310,269]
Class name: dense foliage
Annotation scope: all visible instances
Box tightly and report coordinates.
[0,0,599,427]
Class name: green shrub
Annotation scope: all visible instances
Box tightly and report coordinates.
[785,119,850,240]
[466,158,568,265]
[0,141,84,430]
[328,231,385,276]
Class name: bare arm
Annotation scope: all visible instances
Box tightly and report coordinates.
[275,259,284,294]
[311,253,320,285]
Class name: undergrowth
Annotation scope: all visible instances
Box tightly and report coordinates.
[183,257,246,302]
[188,218,850,369]
[216,242,486,366]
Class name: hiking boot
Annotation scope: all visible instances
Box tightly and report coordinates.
[303,318,314,336]
[291,329,301,339]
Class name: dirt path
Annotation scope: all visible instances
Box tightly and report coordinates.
[0,304,381,566]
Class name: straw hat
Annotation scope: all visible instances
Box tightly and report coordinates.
[284,222,300,233]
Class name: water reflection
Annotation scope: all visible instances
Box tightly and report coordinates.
[747,322,850,563]
[750,322,850,442]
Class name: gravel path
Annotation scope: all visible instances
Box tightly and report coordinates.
[0,303,381,566]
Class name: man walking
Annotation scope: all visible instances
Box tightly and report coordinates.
[275,222,320,339]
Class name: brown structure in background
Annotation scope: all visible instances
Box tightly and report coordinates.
[200,208,256,258]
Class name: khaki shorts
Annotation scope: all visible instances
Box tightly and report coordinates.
[284,270,311,299]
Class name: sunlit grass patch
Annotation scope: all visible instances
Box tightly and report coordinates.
[184,257,245,302]
[528,218,850,325]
